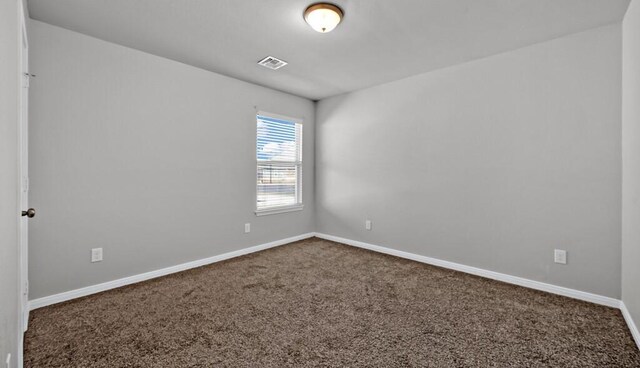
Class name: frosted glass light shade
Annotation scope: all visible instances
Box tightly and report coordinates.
[304,3,343,33]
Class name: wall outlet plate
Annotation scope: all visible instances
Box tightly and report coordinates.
[365,220,372,230]
[91,248,103,263]
[244,223,251,233]
[554,249,567,265]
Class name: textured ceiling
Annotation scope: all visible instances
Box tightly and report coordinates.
[28,0,630,100]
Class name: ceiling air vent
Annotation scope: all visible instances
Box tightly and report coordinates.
[258,56,288,70]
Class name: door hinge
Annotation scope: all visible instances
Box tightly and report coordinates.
[22,72,35,88]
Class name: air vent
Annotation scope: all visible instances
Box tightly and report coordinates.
[258,56,288,70]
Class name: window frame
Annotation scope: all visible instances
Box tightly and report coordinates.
[254,111,304,216]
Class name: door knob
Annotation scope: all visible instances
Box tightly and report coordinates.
[21,208,35,218]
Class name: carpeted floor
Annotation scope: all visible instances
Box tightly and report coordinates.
[25,237,640,367]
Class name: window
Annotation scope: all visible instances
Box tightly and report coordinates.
[256,113,303,215]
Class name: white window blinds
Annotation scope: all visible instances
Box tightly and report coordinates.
[256,114,302,212]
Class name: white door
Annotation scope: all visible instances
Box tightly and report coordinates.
[19,0,31,334]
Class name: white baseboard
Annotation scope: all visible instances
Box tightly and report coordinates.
[314,233,621,309]
[621,302,640,350]
[27,231,639,351]
[29,233,315,310]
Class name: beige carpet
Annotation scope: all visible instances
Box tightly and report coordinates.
[25,237,640,367]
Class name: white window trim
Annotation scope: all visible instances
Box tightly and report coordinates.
[256,111,303,124]
[255,204,304,216]
[255,111,303,216]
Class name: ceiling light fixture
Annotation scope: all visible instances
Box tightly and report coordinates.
[304,3,343,33]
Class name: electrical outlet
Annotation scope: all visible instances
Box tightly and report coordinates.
[554,249,567,265]
[365,219,372,230]
[91,248,103,263]
[244,223,251,233]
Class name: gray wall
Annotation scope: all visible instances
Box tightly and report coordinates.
[27,16,629,306]
[28,20,315,300]
[0,0,21,366]
[623,0,640,333]
[316,25,622,298]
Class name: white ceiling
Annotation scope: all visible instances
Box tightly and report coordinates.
[27,0,630,100]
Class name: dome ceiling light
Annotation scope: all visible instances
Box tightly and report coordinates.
[304,3,343,33]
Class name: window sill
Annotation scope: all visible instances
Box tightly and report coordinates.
[255,204,304,216]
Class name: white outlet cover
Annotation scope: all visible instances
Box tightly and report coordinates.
[244,223,251,233]
[365,220,372,230]
[91,248,103,263]
[554,249,567,265]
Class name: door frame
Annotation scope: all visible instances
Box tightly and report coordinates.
[17,0,29,366]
